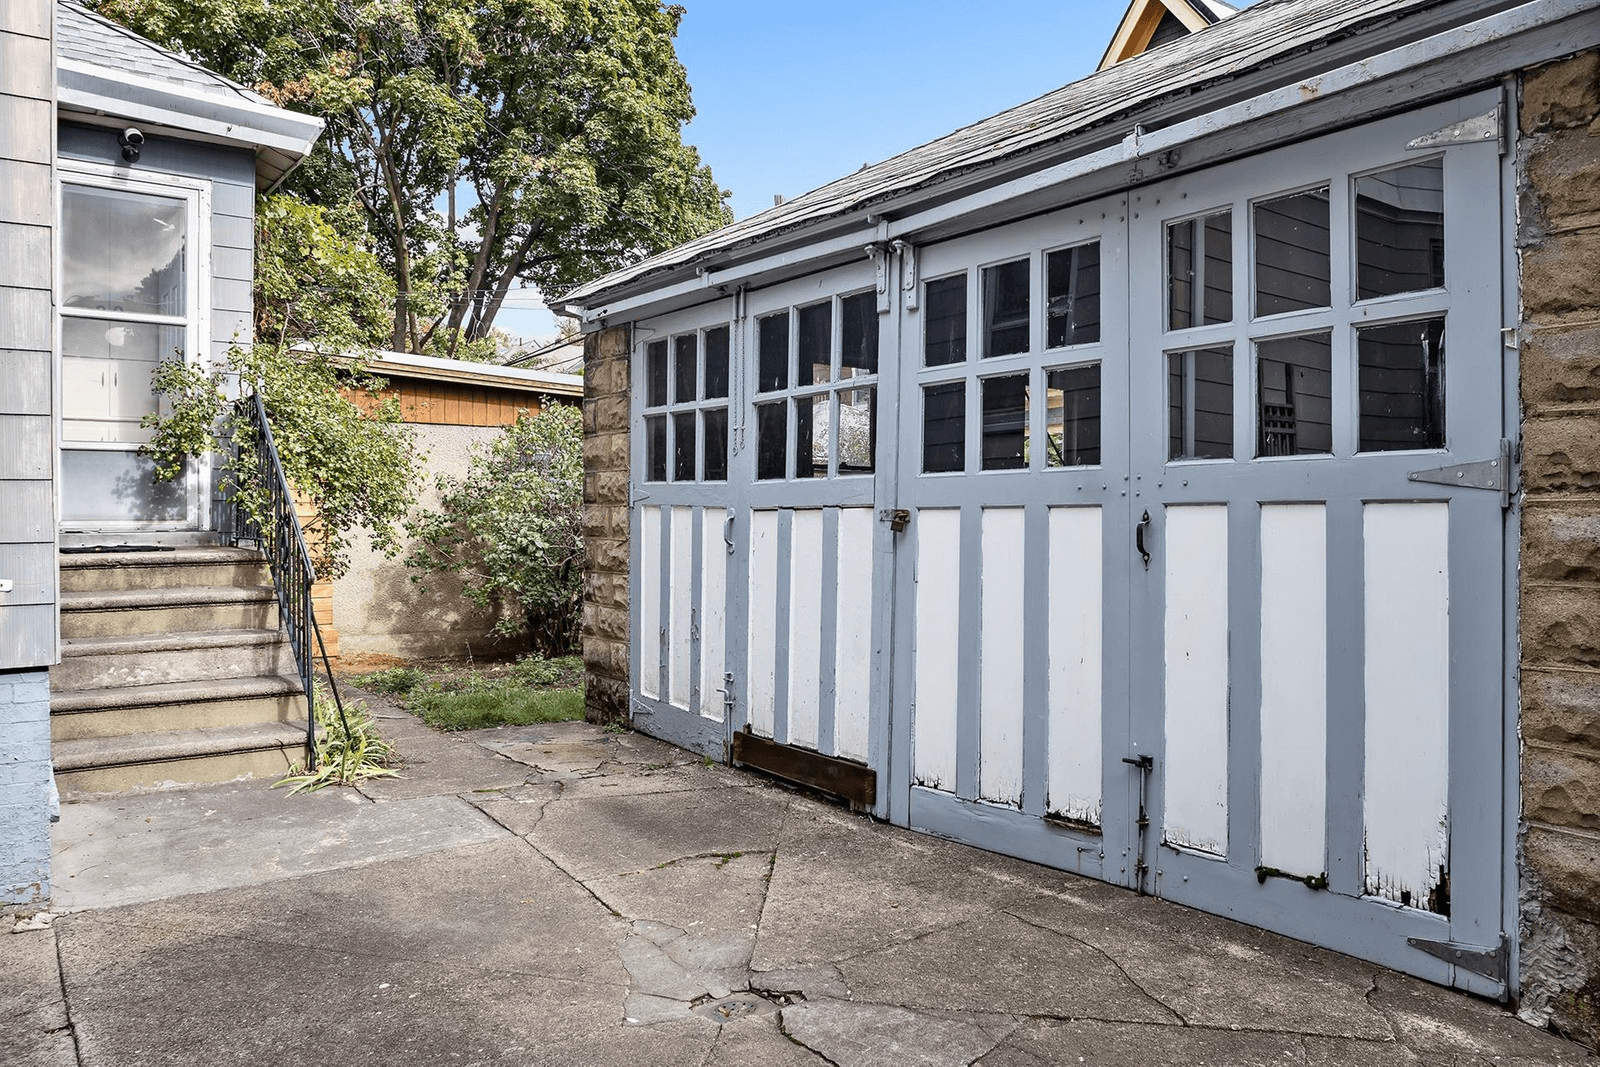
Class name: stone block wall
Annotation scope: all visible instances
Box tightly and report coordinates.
[582,326,632,725]
[1516,48,1600,1045]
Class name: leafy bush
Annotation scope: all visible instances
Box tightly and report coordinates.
[406,406,582,654]
[512,654,582,687]
[141,195,420,579]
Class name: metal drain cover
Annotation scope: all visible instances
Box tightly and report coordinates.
[692,992,779,1022]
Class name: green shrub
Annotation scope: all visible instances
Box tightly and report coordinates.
[275,693,399,795]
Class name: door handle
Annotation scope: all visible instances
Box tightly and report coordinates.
[1136,509,1151,569]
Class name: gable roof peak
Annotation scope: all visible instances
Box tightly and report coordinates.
[1098,0,1240,71]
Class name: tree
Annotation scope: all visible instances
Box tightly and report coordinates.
[142,195,421,578]
[406,405,584,654]
[92,0,732,357]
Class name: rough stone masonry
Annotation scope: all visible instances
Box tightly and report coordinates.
[1516,46,1600,1048]
[582,325,633,726]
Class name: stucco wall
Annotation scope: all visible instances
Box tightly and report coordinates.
[1515,48,1600,1045]
[582,326,631,725]
[331,423,520,662]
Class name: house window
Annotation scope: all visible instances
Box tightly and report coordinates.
[641,324,731,482]
[753,290,879,481]
[59,182,193,446]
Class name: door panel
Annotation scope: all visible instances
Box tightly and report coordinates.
[886,90,1509,994]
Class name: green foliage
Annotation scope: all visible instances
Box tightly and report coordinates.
[406,406,582,654]
[355,666,429,695]
[512,653,583,687]
[140,195,419,579]
[275,693,399,795]
[412,684,585,731]
[92,0,732,356]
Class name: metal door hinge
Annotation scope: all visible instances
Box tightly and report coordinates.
[880,508,910,533]
[1407,104,1504,156]
[1406,933,1508,984]
[1407,439,1513,509]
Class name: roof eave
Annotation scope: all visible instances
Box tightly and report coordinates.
[57,59,323,189]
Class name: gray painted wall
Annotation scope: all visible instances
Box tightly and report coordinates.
[0,0,57,910]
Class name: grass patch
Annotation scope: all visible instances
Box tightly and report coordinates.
[412,684,584,731]
[348,653,585,732]
[275,691,399,795]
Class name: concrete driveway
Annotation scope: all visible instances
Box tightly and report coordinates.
[6,690,1595,1066]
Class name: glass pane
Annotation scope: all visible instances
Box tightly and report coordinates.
[758,313,789,393]
[756,401,787,480]
[797,394,829,479]
[1356,160,1444,301]
[1359,318,1446,452]
[1255,189,1331,317]
[61,318,181,444]
[838,387,876,474]
[840,291,878,377]
[983,258,1030,358]
[923,381,966,473]
[1046,242,1101,347]
[1045,363,1101,467]
[1168,346,1234,461]
[703,407,728,481]
[645,340,668,408]
[925,274,967,367]
[1169,211,1232,329]
[672,411,696,481]
[982,374,1029,470]
[672,334,697,404]
[704,326,730,399]
[798,302,831,387]
[63,185,187,316]
[645,415,667,481]
[1256,333,1333,457]
[60,449,186,523]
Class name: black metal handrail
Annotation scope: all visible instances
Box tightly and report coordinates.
[226,392,349,766]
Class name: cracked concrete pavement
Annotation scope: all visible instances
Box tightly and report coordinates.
[6,689,1596,1066]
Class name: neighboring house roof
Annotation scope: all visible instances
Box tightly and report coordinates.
[362,350,584,401]
[504,337,585,375]
[1098,0,1239,71]
[559,0,1587,320]
[55,1,323,189]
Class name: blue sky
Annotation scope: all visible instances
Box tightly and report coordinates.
[506,0,1133,341]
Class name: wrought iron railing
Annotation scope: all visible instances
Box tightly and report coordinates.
[226,392,349,766]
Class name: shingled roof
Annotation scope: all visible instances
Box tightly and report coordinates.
[55,1,322,189]
[559,0,1544,313]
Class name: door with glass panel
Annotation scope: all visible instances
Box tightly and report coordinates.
[631,300,741,758]
[59,172,208,531]
[736,262,895,813]
[1126,91,1509,995]
[897,199,1137,883]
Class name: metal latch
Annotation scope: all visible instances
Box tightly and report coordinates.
[880,508,911,533]
[0,578,12,594]
[1407,934,1508,984]
[1407,439,1513,509]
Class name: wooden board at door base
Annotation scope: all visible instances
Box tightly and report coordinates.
[732,729,877,808]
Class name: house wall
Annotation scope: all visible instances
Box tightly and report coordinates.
[1515,48,1600,1045]
[0,0,57,910]
[582,326,631,724]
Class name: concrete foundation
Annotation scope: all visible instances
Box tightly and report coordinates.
[1,669,54,910]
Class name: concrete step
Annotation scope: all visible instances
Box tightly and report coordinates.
[53,722,310,795]
[59,546,270,594]
[61,585,279,639]
[51,676,305,741]
[53,629,298,693]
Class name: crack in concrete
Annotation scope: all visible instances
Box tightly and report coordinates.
[611,849,772,878]
[1361,972,1403,1045]
[1004,908,1189,1027]
[53,926,83,1067]
[775,1009,844,1066]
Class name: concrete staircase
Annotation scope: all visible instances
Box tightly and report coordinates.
[51,547,310,794]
